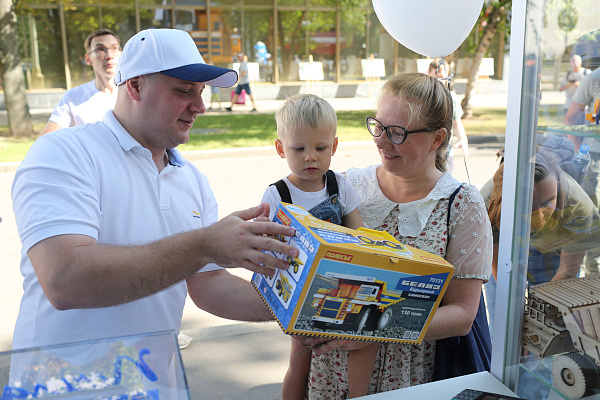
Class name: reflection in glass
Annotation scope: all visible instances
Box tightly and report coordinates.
[3,331,189,399]
[100,7,140,50]
[174,9,198,31]
[307,11,335,82]
[140,5,172,29]
[138,0,171,4]
[243,10,274,83]
[207,8,242,67]
[278,0,304,5]
[339,8,365,81]
[19,9,66,89]
[494,0,600,397]
[64,8,103,87]
[277,10,306,82]
[244,0,272,4]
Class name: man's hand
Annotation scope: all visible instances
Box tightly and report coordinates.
[200,203,298,275]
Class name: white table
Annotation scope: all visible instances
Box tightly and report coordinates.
[358,372,519,399]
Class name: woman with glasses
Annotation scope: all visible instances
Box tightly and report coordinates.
[302,73,493,398]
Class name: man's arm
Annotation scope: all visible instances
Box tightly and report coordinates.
[187,269,273,321]
[559,80,579,92]
[565,100,586,126]
[28,204,298,310]
[39,121,63,136]
[565,100,586,148]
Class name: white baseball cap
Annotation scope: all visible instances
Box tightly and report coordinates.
[114,28,238,87]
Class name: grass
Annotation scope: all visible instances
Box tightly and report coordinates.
[462,108,509,136]
[180,110,371,151]
[0,108,509,163]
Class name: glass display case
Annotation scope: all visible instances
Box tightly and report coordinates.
[492,0,600,399]
[0,331,189,399]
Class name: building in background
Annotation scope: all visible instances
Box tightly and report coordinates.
[10,0,453,91]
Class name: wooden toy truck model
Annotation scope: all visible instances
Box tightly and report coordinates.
[522,276,600,399]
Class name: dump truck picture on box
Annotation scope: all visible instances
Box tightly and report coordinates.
[292,261,446,342]
[310,272,404,333]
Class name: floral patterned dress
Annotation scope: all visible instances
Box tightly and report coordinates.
[306,165,493,399]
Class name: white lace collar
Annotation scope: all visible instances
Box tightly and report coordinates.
[346,165,462,237]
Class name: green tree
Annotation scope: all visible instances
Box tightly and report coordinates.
[1,0,34,137]
[277,0,367,80]
[461,0,511,118]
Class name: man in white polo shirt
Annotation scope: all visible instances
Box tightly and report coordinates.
[12,28,297,357]
[39,28,122,136]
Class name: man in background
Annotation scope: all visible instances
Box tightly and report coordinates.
[226,53,257,112]
[564,67,600,276]
[39,28,121,135]
[559,55,590,118]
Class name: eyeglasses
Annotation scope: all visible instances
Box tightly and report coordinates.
[366,117,440,145]
[87,45,122,57]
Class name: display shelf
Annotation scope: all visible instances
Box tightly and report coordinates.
[493,0,600,397]
[538,124,600,138]
[357,372,518,399]
[0,331,189,399]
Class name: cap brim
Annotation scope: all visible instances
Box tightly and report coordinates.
[161,64,239,88]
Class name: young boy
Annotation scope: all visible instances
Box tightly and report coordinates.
[261,94,379,399]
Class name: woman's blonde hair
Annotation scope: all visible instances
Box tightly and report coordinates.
[275,94,337,138]
[377,73,453,171]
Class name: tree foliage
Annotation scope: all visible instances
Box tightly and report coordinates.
[1,0,34,137]
[460,0,512,118]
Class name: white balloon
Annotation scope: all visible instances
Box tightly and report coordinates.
[372,0,484,58]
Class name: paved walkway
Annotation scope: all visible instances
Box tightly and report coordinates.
[0,89,563,399]
[0,143,503,399]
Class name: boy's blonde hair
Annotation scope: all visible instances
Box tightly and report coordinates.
[275,94,337,138]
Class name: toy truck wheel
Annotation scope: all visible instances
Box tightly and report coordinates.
[364,306,379,331]
[377,308,393,331]
[313,321,329,330]
[552,353,598,399]
[348,308,371,333]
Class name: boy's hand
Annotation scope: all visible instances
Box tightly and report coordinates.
[253,202,272,223]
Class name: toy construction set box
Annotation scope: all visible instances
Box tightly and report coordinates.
[251,203,455,344]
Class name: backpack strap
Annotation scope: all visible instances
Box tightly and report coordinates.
[271,179,293,204]
[271,171,338,205]
[325,170,339,197]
